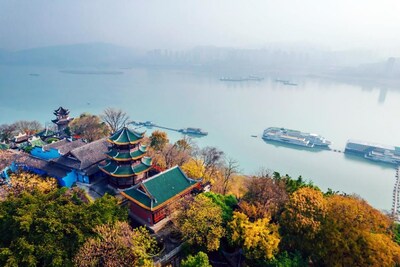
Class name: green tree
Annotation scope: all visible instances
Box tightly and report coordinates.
[173,194,224,251]
[203,192,237,223]
[0,188,127,266]
[74,222,157,267]
[181,251,211,267]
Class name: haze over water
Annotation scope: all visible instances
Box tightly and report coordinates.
[0,65,398,211]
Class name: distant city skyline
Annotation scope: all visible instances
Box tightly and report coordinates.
[1,0,400,57]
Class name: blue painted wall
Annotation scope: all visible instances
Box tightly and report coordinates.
[59,170,89,188]
[30,147,61,160]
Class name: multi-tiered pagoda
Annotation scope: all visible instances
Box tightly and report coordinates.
[52,107,73,135]
[99,127,152,188]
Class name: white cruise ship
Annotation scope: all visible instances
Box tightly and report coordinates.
[262,127,331,148]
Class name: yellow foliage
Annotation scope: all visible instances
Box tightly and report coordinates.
[174,194,225,251]
[229,211,280,260]
[282,187,326,236]
[181,159,206,180]
[321,195,400,266]
[1,172,58,199]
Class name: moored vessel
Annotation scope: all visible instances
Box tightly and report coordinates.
[262,127,331,148]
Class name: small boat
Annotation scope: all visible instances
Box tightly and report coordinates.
[29,73,40,76]
[179,128,208,136]
[251,135,257,138]
[130,121,155,127]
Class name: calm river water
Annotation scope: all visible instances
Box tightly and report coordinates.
[0,66,399,210]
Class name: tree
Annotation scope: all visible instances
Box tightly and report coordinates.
[173,194,225,251]
[229,212,280,261]
[0,172,58,200]
[12,120,42,135]
[74,222,157,267]
[279,187,327,258]
[0,124,17,142]
[220,158,239,195]
[318,195,400,266]
[181,252,212,267]
[196,146,224,179]
[181,158,205,180]
[273,172,319,194]
[69,113,109,142]
[100,107,130,133]
[149,130,169,151]
[240,172,288,221]
[203,192,238,223]
[0,188,127,266]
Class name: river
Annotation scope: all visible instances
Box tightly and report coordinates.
[0,65,399,211]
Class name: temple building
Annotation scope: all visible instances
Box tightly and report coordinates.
[99,127,152,188]
[52,107,73,136]
[121,166,201,226]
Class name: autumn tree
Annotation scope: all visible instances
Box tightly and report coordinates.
[181,158,206,180]
[196,146,224,179]
[149,130,169,151]
[0,172,57,200]
[279,187,326,259]
[229,211,280,261]
[74,222,158,267]
[0,124,17,142]
[70,113,109,142]
[12,120,42,135]
[318,195,400,266]
[240,172,288,221]
[173,194,225,251]
[181,252,212,267]
[0,189,127,266]
[220,157,239,195]
[100,107,130,133]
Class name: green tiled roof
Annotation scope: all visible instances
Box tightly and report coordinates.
[122,166,199,210]
[108,127,144,145]
[106,145,147,161]
[99,156,152,177]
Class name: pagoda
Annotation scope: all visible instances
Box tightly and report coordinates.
[52,107,73,135]
[99,127,152,188]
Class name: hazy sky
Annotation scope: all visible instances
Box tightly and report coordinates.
[1,0,400,52]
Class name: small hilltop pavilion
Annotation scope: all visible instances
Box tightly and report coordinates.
[52,107,73,136]
[99,127,152,188]
[121,166,201,226]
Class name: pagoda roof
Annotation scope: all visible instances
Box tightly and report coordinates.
[108,127,145,145]
[51,118,73,125]
[121,166,199,211]
[99,156,152,178]
[106,144,147,161]
[54,107,70,116]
